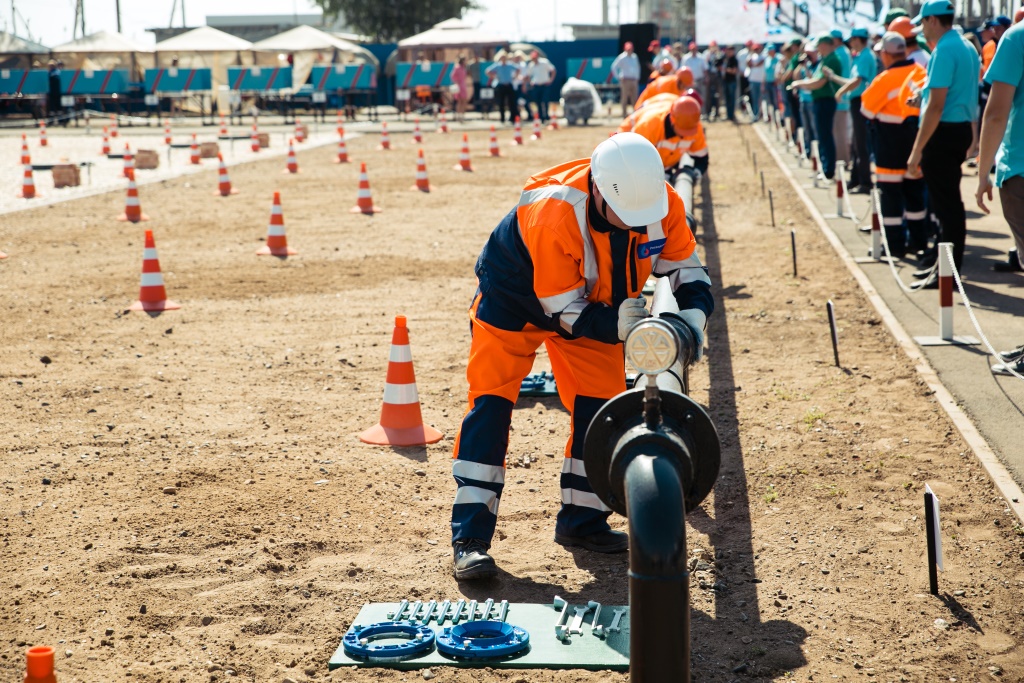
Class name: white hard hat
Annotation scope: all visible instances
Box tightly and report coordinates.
[591,132,668,226]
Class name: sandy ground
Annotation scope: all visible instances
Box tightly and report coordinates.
[1,120,1023,683]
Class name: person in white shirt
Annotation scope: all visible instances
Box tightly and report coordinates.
[612,41,642,117]
[523,50,557,122]
[683,42,708,97]
[736,40,753,107]
[745,44,766,120]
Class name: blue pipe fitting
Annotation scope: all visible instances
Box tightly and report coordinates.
[436,621,530,660]
[342,621,436,662]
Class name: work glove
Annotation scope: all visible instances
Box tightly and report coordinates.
[617,297,651,341]
[663,309,704,362]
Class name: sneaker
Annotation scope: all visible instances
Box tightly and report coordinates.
[453,539,497,580]
[992,357,1024,376]
[998,344,1024,363]
[554,528,629,553]
[992,249,1023,273]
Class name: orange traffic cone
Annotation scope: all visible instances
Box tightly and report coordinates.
[214,153,238,196]
[25,645,57,683]
[39,120,48,147]
[109,114,118,138]
[250,124,260,153]
[411,149,432,192]
[20,134,29,164]
[334,126,349,163]
[219,115,228,138]
[350,163,382,214]
[513,117,523,145]
[454,133,473,171]
[547,103,560,130]
[531,113,542,140]
[100,127,110,155]
[256,191,297,257]
[438,108,449,134]
[295,118,305,143]
[379,121,391,150]
[413,117,423,144]
[129,229,179,312]
[488,126,502,157]
[284,139,299,173]
[359,315,443,446]
[117,170,149,222]
[164,119,172,145]
[123,143,134,178]
[189,134,200,165]
[17,161,38,199]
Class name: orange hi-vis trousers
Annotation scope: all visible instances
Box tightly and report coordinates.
[450,294,625,544]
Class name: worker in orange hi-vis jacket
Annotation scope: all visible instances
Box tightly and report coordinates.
[635,67,695,108]
[449,133,714,580]
[617,95,708,179]
[859,31,929,258]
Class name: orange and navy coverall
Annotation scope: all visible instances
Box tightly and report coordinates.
[450,159,714,544]
[618,102,709,176]
[860,60,929,255]
[635,74,682,108]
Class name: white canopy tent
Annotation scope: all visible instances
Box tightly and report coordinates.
[154,26,256,95]
[0,31,48,69]
[397,18,507,61]
[252,25,377,87]
[51,30,153,74]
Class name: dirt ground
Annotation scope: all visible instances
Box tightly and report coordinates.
[2,119,1023,683]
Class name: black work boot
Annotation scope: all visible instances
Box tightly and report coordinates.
[993,249,1023,273]
[453,539,497,580]
[554,528,629,553]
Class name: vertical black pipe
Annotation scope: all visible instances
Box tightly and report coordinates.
[624,451,690,683]
[925,491,939,595]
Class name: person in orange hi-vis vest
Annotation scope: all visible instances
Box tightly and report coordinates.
[860,31,929,258]
[617,95,708,179]
[450,133,714,580]
[635,66,694,108]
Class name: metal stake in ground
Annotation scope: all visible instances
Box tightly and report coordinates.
[768,189,776,228]
[790,229,797,278]
[752,152,758,176]
[826,300,840,368]
[924,484,943,595]
[760,170,765,197]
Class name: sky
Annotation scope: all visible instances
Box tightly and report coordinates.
[7,0,638,48]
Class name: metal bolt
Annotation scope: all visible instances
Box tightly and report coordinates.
[467,599,478,622]
[388,599,409,621]
[481,598,494,621]
[420,600,436,625]
[497,599,509,623]
[608,608,626,633]
[603,414,615,425]
[451,599,466,624]
[436,599,451,625]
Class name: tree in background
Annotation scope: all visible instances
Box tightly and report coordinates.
[314,0,480,43]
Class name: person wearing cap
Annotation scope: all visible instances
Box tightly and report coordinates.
[704,41,725,119]
[617,94,710,177]
[779,39,805,140]
[827,27,878,191]
[830,29,854,170]
[907,0,981,283]
[982,16,1012,76]
[976,14,1024,291]
[683,42,708,99]
[612,42,642,118]
[636,66,693,108]
[763,44,781,120]
[860,32,929,257]
[723,45,740,120]
[449,133,714,580]
[523,50,556,124]
[890,16,930,66]
[791,41,820,161]
[790,34,843,179]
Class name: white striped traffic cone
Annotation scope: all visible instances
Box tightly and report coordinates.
[123,143,134,179]
[284,139,299,174]
[334,126,349,163]
[350,163,382,214]
[117,170,149,222]
[295,118,305,143]
[413,117,423,144]
[513,117,523,145]
[438,109,448,133]
[256,191,297,257]
[531,113,542,140]
[219,115,228,138]
[214,153,238,196]
[251,124,260,153]
[101,127,110,155]
[488,126,501,157]
[359,315,443,446]
[411,148,432,192]
[39,120,48,147]
[129,229,180,312]
[189,134,200,165]
[20,134,29,164]
[164,119,172,145]
[454,133,473,172]
[109,114,118,138]
[379,121,391,150]
[17,162,38,199]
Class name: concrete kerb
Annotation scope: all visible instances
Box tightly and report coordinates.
[751,122,1024,526]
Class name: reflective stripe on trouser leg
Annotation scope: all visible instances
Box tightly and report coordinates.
[903,176,929,250]
[544,334,625,537]
[451,299,543,545]
[878,181,907,255]
[556,394,614,536]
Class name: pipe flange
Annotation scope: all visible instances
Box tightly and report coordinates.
[342,621,436,662]
[436,621,530,660]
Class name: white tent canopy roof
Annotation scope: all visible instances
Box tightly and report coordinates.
[398,18,507,48]
[0,31,48,53]
[155,26,253,53]
[51,30,151,53]
[253,25,361,53]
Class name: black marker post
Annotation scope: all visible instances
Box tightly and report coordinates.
[924,484,942,596]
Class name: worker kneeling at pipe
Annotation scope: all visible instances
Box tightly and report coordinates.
[618,95,709,180]
[449,133,714,581]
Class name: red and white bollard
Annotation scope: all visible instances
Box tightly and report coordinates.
[833,161,846,217]
[438,109,449,134]
[164,119,172,145]
[513,117,523,145]
[913,242,980,346]
[413,117,423,144]
[39,120,48,147]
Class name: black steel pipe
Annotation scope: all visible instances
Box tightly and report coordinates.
[624,449,690,683]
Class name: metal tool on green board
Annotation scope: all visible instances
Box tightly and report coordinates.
[590,603,603,635]
[467,599,478,622]
[388,599,409,621]
[420,600,436,625]
[497,600,509,623]
[407,601,422,623]
[436,600,451,625]
[608,608,626,633]
[568,602,596,636]
[553,596,570,640]
[451,599,466,624]
[481,598,494,621]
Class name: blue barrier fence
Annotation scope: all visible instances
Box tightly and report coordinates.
[227,66,292,92]
[144,67,213,92]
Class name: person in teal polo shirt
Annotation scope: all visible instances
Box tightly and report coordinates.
[907,0,980,285]
[830,30,853,170]
[790,34,842,179]
[976,18,1024,374]
[828,27,878,190]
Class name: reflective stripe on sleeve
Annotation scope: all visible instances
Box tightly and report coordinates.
[454,486,500,515]
[561,457,588,477]
[518,185,597,295]
[558,298,591,333]
[538,286,587,317]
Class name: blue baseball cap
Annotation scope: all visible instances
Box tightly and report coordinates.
[994,15,1012,27]
[849,27,869,39]
[912,0,955,24]
[830,29,845,40]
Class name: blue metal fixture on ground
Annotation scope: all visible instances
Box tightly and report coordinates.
[436,621,530,660]
[342,621,436,662]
